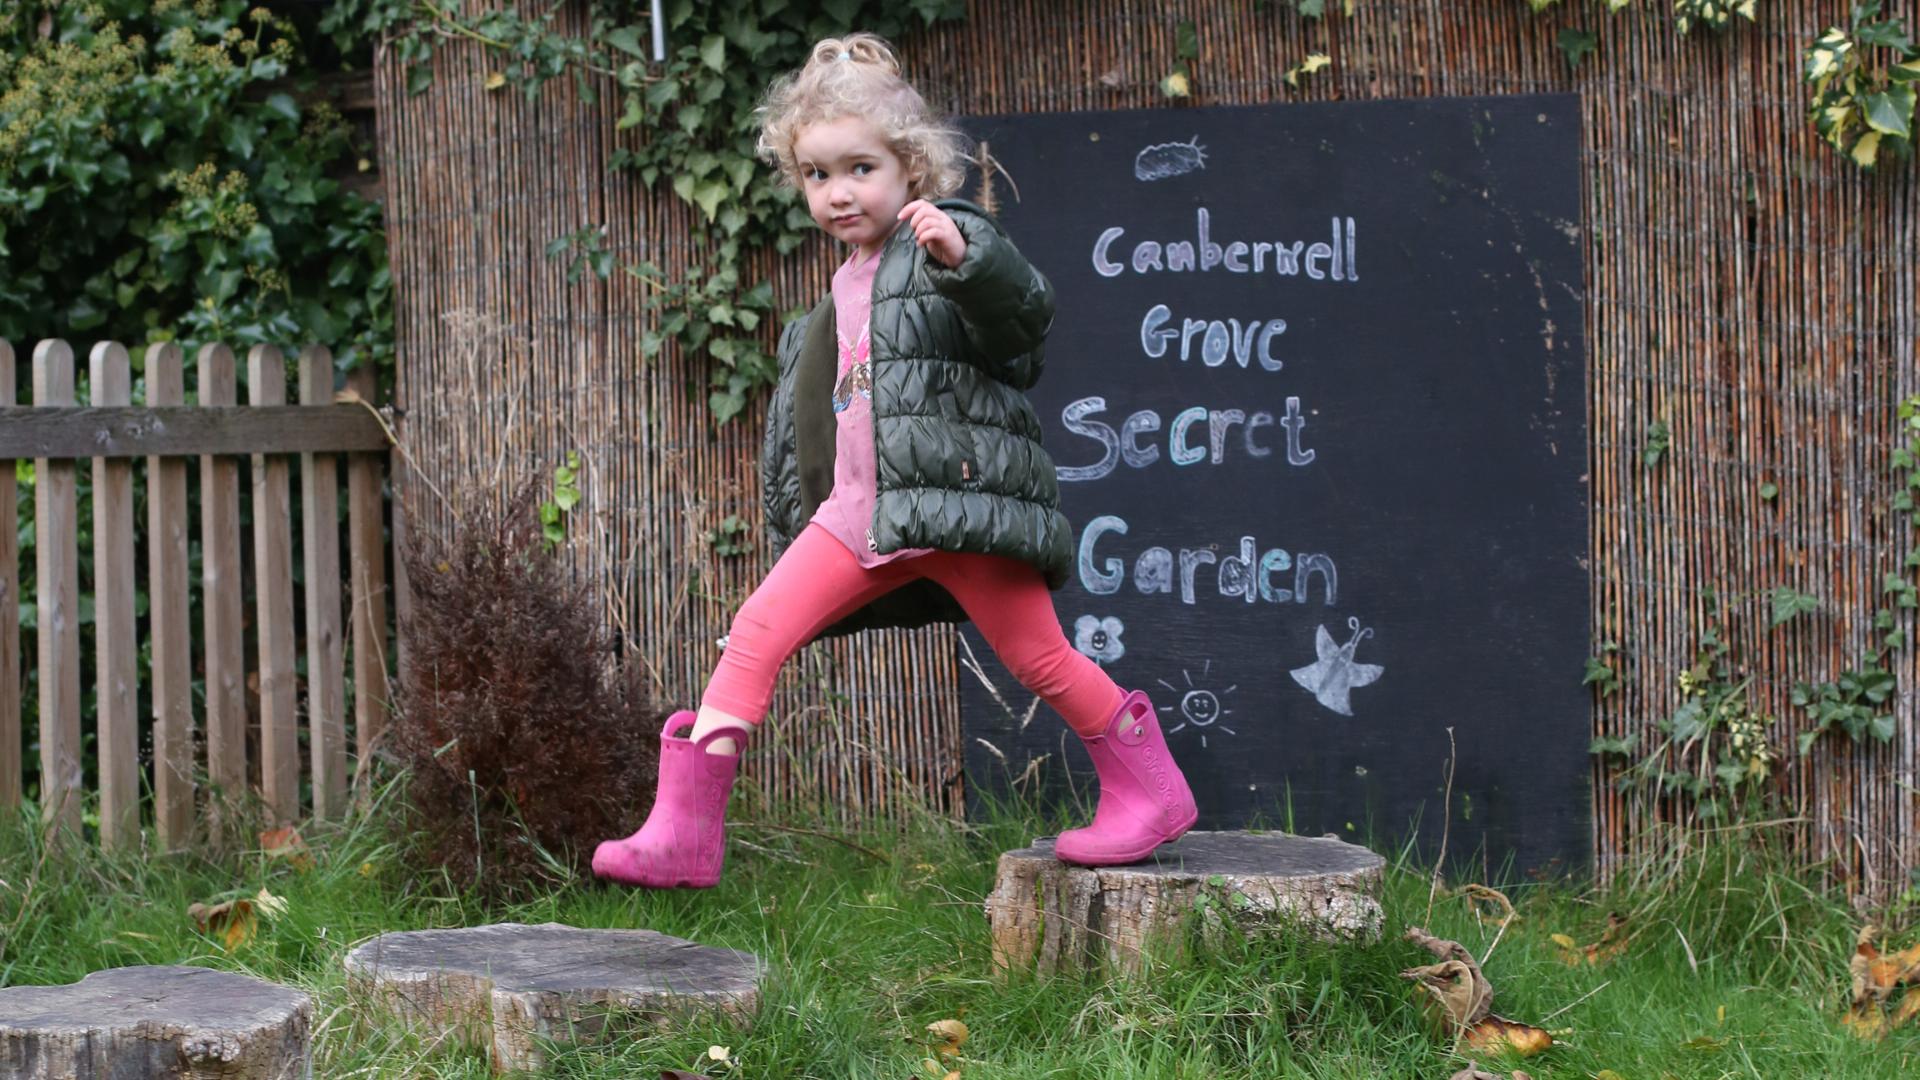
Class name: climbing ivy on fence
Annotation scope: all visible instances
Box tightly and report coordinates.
[327,0,967,425]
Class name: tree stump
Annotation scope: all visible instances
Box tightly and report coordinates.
[985,830,1386,976]
[0,964,312,1079]
[343,921,764,1073]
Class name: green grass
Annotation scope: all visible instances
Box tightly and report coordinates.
[2,778,1916,1078]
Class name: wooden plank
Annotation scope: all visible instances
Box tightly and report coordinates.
[299,347,346,818]
[0,340,17,810]
[345,366,390,780]
[0,404,388,458]
[32,340,82,838]
[250,345,299,823]
[198,343,247,832]
[391,436,412,692]
[89,343,139,849]
[147,343,194,850]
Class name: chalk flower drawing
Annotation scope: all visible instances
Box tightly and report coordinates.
[1073,615,1126,664]
[1134,135,1208,181]
[1289,615,1384,717]
[1157,658,1238,748]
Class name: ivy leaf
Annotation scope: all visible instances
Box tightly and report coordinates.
[1175,20,1199,60]
[1759,481,1779,500]
[1558,28,1598,69]
[692,179,728,221]
[408,63,435,96]
[1769,586,1819,626]
[701,34,726,71]
[1862,88,1914,138]
[225,121,256,161]
[604,25,649,59]
[821,0,862,26]
[1850,130,1883,168]
[262,93,301,124]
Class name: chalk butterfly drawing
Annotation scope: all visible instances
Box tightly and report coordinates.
[1134,135,1208,181]
[1157,658,1238,749]
[832,325,872,413]
[1289,616,1383,717]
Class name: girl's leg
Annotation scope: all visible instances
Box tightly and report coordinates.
[694,522,915,751]
[915,551,1123,736]
[919,549,1197,866]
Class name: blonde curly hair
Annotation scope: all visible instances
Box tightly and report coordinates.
[754,32,968,201]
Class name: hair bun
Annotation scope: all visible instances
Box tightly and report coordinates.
[807,32,900,77]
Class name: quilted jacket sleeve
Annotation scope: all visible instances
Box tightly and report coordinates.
[761,312,808,559]
[923,207,1056,390]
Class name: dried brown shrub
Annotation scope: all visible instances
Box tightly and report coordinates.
[393,478,662,897]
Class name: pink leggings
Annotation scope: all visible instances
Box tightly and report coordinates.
[701,522,1123,735]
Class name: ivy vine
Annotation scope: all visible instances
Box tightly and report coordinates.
[1804,1,1919,171]
[329,0,967,425]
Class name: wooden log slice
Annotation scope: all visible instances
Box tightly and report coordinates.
[0,964,312,1079]
[985,830,1386,976]
[343,921,764,1073]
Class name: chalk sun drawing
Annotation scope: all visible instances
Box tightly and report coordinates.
[1134,135,1207,181]
[1156,658,1238,748]
[1289,615,1383,717]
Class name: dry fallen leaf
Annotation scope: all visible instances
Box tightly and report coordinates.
[1458,883,1516,927]
[1552,912,1628,966]
[928,1017,969,1057]
[1401,926,1553,1057]
[188,897,257,950]
[259,826,314,872]
[1844,924,1920,1038]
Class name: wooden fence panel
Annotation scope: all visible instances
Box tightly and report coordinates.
[346,366,391,771]
[249,345,300,824]
[147,343,195,850]
[300,347,348,818]
[0,339,16,810]
[88,343,139,849]
[199,343,248,833]
[32,340,82,837]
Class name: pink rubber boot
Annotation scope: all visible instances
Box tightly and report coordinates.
[1053,689,1199,866]
[592,710,753,888]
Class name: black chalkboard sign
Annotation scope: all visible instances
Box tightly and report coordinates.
[955,94,1590,878]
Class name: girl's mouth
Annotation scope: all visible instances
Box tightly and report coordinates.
[833,213,862,227]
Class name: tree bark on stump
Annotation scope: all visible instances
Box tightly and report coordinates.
[985,830,1386,976]
[343,922,764,1073]
[0,965,312,1079]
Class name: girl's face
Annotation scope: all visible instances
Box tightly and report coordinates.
[792,114,916,262]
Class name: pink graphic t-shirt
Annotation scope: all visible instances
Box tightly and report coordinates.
[807,244,936,566]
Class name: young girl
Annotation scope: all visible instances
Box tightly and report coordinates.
[593,33,1198,889]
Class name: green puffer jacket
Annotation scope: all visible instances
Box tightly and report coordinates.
[760,197,1073,640]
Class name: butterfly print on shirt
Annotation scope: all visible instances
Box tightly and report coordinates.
[831,324,873,414]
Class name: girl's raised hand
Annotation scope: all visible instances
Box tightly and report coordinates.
[897,199,967,268]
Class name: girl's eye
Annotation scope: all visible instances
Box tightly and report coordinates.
[853,163,873,175]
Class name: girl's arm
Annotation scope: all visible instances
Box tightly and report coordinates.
[923,206,1056,389]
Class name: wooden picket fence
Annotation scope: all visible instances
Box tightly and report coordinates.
[0,338,397,851]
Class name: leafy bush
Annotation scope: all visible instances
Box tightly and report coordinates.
[0,0,391,367]
[394,479,664,898]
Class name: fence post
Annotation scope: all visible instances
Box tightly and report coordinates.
[32,340,81,839]
[0,340,17,810]
[345,365,391,786]
[148,342,194,850]
[249,345,299,824]
[199,344,247,839]
[90,342,139,849]
[300,347,347,818]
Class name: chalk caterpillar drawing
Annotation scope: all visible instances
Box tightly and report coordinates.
[1289,616,1383,717]
[1134,135,1208,181]
[1073,614,1126,664]
[1157,658,1238,748]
